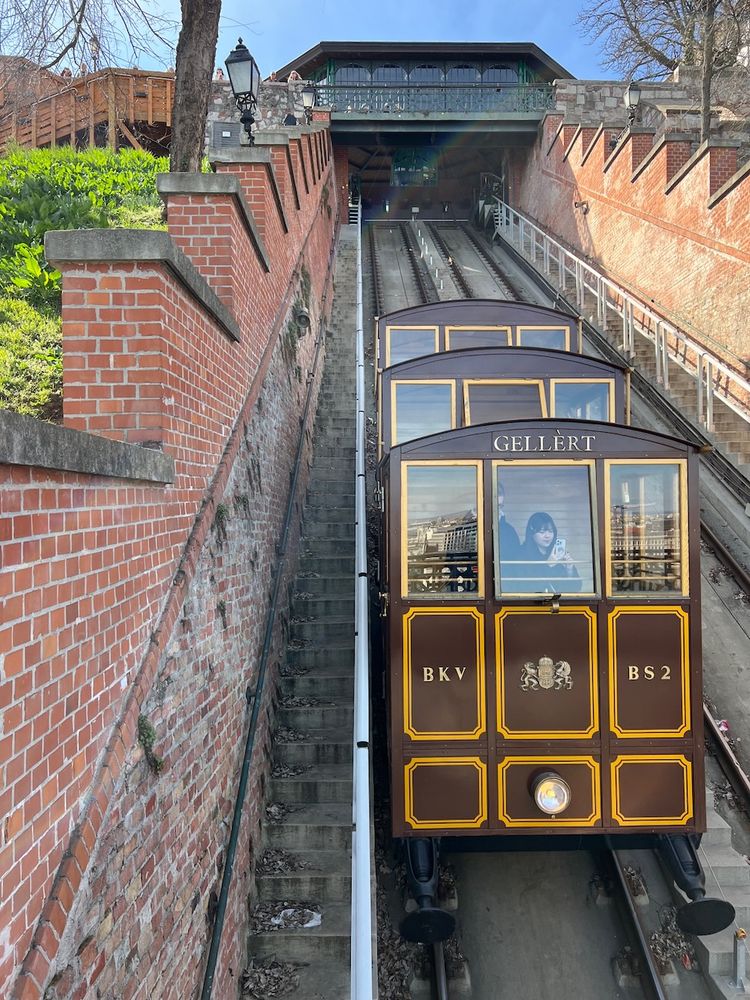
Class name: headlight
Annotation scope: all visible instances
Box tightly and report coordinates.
[532,772,571,816]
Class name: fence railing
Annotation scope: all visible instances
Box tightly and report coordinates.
[316,83,553,115]
[351,197,375,999]
[483,190,750,434]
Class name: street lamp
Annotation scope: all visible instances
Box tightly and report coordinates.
[301,85,315,125]
[225,38,261,143]
[624,81,641,127]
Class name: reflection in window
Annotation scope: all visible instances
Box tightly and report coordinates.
[388,327,438,365]
[446,327,510,350]
[372,64,407,83]
[494,464,596,595]
[483,65,519,84]
[446,64,480,83]
[552,381,612,421]
[410,64,442,83]
[517,327,569,350]
[608,463,685,595]
[466,381,545,424]
[393,382,453,445]
[405,464,480,596]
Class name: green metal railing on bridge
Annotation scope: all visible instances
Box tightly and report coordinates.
[315,83,554,115]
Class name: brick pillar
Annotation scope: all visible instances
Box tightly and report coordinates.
[708,145,738,196]
[579,127,598,159]
[664,138,693,184]
[629,130,654,170]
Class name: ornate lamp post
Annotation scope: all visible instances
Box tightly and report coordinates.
[301,85,316,125]
[624,81,642,127]
[225,38,261,144]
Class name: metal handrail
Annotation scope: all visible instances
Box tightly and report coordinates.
[351,199,374,999]
[485,191,750,434]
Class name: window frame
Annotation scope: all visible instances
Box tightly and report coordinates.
[445,325,512,350]
[401,459,484,600]
[463,379,547,425]
[516,325,572,350]
[391,379,456,446]
[385,325,439,367]
[491,458,599,599]
[603,458,689,598]
[550,378,616,422]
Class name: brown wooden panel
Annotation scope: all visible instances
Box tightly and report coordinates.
[404,757,488,830]
[608,608,690,737]
[498,757,601,827]
[403,608,485,740]
[611,755,692,826]
[496,608,598,738]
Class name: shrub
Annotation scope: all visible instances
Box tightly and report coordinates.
[0,297,62,420]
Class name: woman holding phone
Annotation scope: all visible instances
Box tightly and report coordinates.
[510,511,581,593]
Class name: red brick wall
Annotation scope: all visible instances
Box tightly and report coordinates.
[1,126,339,999]
[513,114,750,360]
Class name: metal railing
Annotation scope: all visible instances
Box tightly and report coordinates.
[316,83,553,115]
[484,191,750,434]
[351,198,375,999]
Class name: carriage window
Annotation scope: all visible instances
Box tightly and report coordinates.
[446,327,511,350]
[493,463,596,596]
[465,381,546,424]
[387,327,438,366]
[517,327,570,350]
[552,380,613,421]
[607,462,687,596]
[393,382,454,445]
[404,463,482,597]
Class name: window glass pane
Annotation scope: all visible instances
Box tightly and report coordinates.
[483,64,519,84]
[406,465,479,596]
[446,64,480,83]
[553,382,611,421]
[410,64,442,83]
[467,383,544,423]
[518,327,568,350]
[495,464,596,595]
[335,63,369,83]
[447,327,510,349]
[609,463,684,595]
[394,383,453,444]
[388,327,437,365]
[372,64,407,83]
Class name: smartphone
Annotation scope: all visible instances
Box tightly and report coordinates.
[552,538,566,559]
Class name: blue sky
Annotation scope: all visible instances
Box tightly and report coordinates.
[156,0,611,80]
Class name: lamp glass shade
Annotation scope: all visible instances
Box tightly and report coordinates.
[624,82,641,109]
[226,39,260,102]
[301,85,316,109]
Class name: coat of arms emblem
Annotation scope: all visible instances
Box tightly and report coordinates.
[520,656,573,691]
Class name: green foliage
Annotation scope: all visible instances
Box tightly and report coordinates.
[0,296,62,420]
[0,147,168,416]
[137,714,165,774]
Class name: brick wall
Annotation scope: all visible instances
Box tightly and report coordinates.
[512,114,750,361]
[1,125,339,999]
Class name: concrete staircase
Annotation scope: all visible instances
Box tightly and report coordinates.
[247,230,358,998]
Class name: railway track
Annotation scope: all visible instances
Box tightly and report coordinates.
[364,220,750,1000]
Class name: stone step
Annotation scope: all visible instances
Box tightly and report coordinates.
[278,704,354,732]
[293,576,353,597]
[274,739,351,766]
[698,847,750,886]
[302,520,355,540]
[256,848,352,902]
[290,618,353,643]
[280,672,353,700]
[693,926,740,976]
[286,642,354,669]
[265,803,352,850]
[248,900,351,963]
[301,504,354,523]
[292,596,355,617]
[300,541,355,564]
[702,807,733,848]
[270,768,352,804]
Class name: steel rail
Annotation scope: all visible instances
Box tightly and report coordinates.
[399,222,438,304]
[610,849,669,1000]
[432,942,449,1000]
[352,201,375,999]
[457,221,524,300]
[426,223,474,298]
[368,223,384,318]
[199,262,333,1000]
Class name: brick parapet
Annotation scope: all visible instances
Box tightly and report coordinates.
[514,113,750,358]
[2,123,340,998]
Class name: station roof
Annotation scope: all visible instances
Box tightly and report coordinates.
[275,41,573,82]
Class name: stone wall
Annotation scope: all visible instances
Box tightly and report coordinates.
[207,79,314,148]
[1,125,340,999]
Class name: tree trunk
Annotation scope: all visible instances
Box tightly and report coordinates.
[701,0,717,143]
[170,0,222,172]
